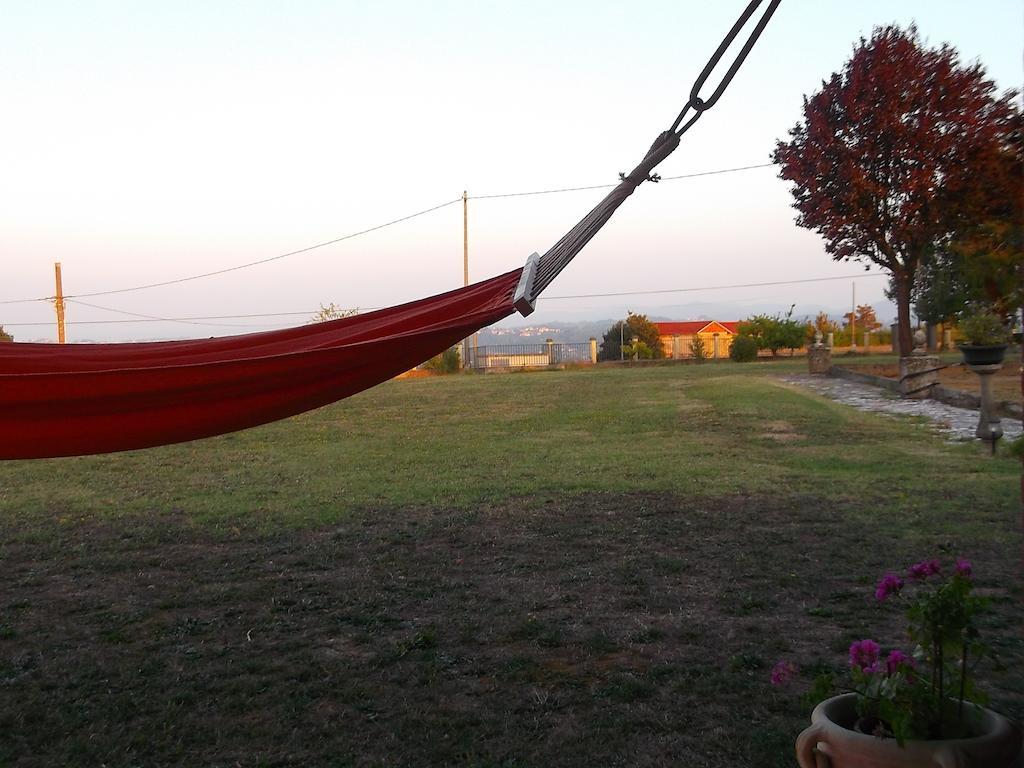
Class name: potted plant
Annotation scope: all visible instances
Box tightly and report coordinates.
[773,557,1023,767]
[958,304,1012,367]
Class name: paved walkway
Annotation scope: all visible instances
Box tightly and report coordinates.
[784,374,1022,442]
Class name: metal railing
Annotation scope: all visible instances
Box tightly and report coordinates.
[465,341,594,370]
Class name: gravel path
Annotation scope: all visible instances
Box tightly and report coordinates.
[784,374,1022,442]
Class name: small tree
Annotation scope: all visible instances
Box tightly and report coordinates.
[0,326,12,342]
[689,333,707,362]
[739,308,807,357]
[310,303,359,323]
[844,305,882,334]
[813,312,840,336]
[599,312,665,361]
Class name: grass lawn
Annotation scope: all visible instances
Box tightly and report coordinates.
[0,361,1020,767]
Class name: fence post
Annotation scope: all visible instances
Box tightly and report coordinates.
[672,335,680,359]
[546,338,555,365]
[712,333,720,360]
[589,337,597,364]
[827,332,834,349]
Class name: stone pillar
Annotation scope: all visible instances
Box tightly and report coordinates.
[808,331,831,374]
[672,335,680,360]
[546,338,555,365]
[589,337,597,364]
[712,333,720,360]
[943,329,952,351]
[826,332,834,349]
[899,330,938,399]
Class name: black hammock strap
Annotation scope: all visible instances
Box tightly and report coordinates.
[515,0,781,316]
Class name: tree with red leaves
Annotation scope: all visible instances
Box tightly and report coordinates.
[772,25,1019,355]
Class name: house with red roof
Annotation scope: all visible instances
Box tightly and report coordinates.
[653,320,739,359]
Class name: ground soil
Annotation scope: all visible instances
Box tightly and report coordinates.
[1,493,1020,768]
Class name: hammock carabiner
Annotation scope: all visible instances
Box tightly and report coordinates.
[669,0,782,137]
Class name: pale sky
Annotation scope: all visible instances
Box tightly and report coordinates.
[2,0,1020,341]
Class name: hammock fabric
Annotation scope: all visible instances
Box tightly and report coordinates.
[1,0,778,461]
[0,271,520,459]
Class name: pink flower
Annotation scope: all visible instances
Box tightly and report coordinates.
[885,649,915,675]
[875,573,904,602]
[849,639,881,672]
[770,660,797,686]
[955,558,973,578]
[908,559,941,580]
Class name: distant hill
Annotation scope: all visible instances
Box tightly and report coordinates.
[475,320,615,345]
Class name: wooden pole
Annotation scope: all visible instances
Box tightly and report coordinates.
[462,190,469,288]
[850,282,856,352]
[54,262,66,344]
[461,190,478,365]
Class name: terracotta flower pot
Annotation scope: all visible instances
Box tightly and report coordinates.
[796,693,1022,767]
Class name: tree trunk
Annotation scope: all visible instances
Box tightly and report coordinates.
[893,272,914,356]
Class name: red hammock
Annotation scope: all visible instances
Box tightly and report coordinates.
[1,1,778,461]
[1,270,520,460]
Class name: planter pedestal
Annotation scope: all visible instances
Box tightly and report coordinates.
[967,361,1004,449]
[959,345,1007,451]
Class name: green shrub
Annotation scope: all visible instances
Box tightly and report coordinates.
[423,347,461,374]
[729,335,758,362]
[959,305,1011,345]
[622,340,655,360]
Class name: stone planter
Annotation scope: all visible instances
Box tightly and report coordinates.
[796,693,1022,767]
[959,343,1008,368]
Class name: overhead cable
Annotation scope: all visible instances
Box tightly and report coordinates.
[4,272,884,327]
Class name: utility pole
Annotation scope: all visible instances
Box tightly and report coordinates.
[850,281,856,353]
[462,190,469,288]
[461,190,476,367]
[54,262,66,344]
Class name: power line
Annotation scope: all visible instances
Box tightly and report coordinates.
[539,272,885,301]
[66,197,463,300]
[66,298,254,328]
[3,319,270,328]
[469,162,773,200]
[661,162,774,182]
[4,272,885,328]
[0,295,50,306]
[0,196,463,306]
